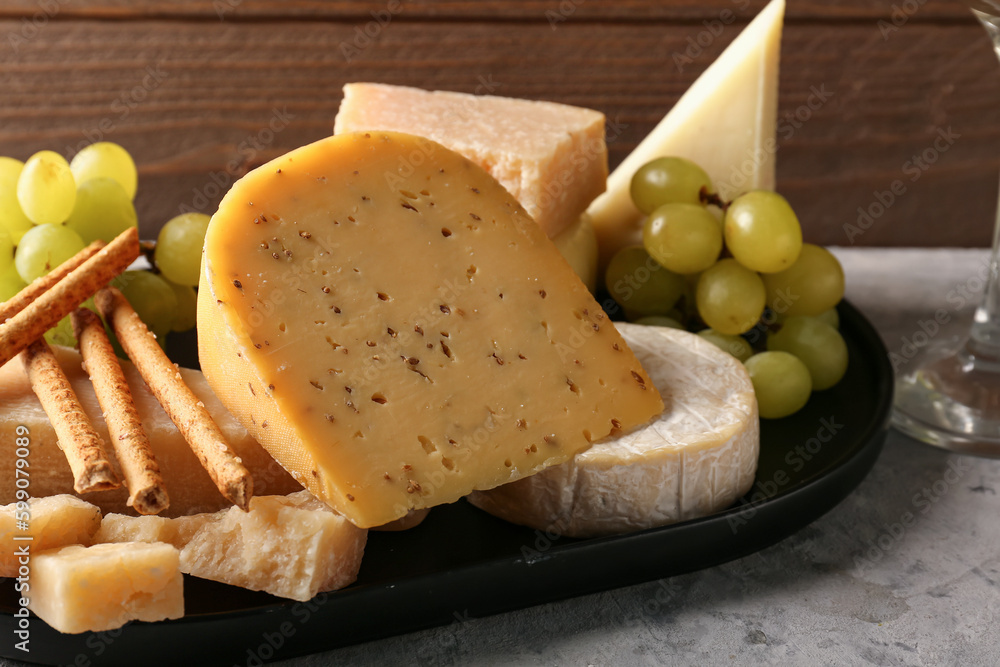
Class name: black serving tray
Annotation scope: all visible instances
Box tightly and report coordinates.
[0,300,892,666]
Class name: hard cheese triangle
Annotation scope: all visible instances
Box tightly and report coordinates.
[588,0,784,270]
[198,131,663,528]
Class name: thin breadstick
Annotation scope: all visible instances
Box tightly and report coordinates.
[0,228,139,368]
[21,338,120,494]
[95,286,253,510]
[0,241,104,325]
[73,308,169,515]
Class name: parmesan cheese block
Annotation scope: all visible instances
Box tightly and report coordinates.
[0,346,301,517]
[334,83,608,239]
[28,542,183,634]
[552,214,599,292]
[588,0,784,271]
[198,131,662,529]
[468,323,759,537]
[95,492,367,601]
[0,495,101,577]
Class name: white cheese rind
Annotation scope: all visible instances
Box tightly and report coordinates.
[468,323,759,537]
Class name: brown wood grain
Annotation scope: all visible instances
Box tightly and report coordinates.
[0,0,978,22]
[0,15,997,247]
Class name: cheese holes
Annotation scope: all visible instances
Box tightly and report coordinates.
[418,436,436,454]
[371,393,387,405]
[441,457,455,471]
[278,322,286,332]
[441,228,452,237]
[310,380,323,390]
[440,341,452,359]
[377,292,391,302]
[400,190,418,200]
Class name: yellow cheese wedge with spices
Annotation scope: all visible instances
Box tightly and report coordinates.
[198,131,663,528]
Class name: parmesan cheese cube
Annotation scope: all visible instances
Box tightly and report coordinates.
[28,542,183,634]
[95,492,367,601]
[0,495,101,577]
[198,131,663,528]
[334,83,608,238]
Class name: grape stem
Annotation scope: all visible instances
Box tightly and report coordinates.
[700,187,729,211]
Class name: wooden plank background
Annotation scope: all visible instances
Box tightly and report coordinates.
[0,0,997,247]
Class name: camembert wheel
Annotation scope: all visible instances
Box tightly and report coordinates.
[468,323,759,538]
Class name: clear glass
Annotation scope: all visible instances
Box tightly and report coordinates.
[892,2,1000,456]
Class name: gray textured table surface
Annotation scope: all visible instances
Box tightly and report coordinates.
[7,247,1000,667]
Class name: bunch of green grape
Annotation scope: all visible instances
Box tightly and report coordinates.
[604,156,849,419]
[0,142,208,351]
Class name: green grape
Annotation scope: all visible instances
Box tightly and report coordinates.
[723,191,802,274]
[762,244,845,317]
[630,157,715,214]
[0,263,26,301]
[635,315,684,329]
[744,351,812,419]
[44,315,77,348]
[605,245,686,317]
[768,316,848,390]
[0,157,35,243]
[773,307,839,330]
[65,177,138,244]
[111,270,178,339]
[15,224,85,283]
[17,151,77,225]
[70,142,138,200]
[642,203,722,275]
[155,213,211,287]
[814,308,839,329]
[166,280,197,332]
[697,328,753,362]
[695,259,766,335]
[45,297,98,349]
